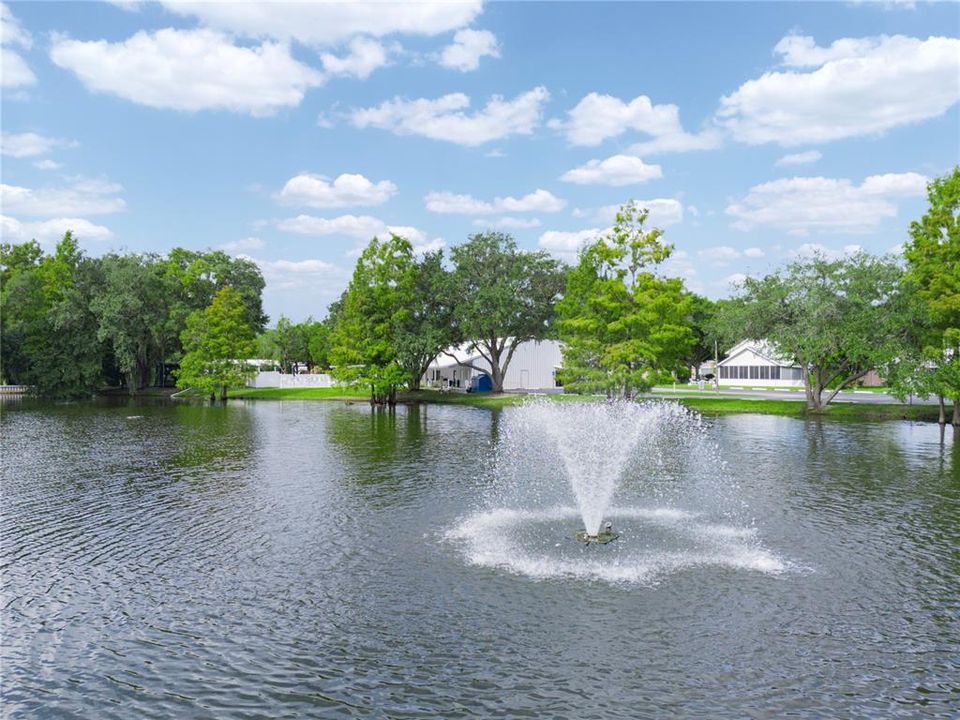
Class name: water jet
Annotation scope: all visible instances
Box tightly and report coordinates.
[449,400,786,584]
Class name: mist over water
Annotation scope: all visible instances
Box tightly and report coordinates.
[448,400,785,584]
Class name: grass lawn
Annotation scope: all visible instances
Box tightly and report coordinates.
[673,397,940,422]
[228,386,369,401]
[226,386,939,421]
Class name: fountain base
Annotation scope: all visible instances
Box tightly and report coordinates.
[575,530,619,545]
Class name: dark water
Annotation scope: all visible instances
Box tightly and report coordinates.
[2,398,958,719]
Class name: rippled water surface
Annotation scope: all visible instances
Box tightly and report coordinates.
[2,398,958,718]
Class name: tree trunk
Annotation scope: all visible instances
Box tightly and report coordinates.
[938,396,946,425]
[127,370,136,396]
[489,348,503,393]
[219,384,227,401]
[138,358,150,390]
[803,366,823,411]
[953,399,960,428]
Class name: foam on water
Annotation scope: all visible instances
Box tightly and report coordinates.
[447,505,786,584]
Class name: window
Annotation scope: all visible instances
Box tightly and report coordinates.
[760,366,769,380]
[771,366,781,380]
[749,366,759,380]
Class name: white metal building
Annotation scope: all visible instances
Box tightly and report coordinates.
[716,339,804,387]
[422,339,564,392]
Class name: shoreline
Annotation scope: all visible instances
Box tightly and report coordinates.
[225,387,943,423]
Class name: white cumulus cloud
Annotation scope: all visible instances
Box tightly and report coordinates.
[718,34,960,146]
[438,28,499,71]
[1,215,114,245]
[1,131,75,158]
[1,47,34,87]
[538,228,603,262]
[1,3,35,88]
[698,246,742,264]
[1,177,126,216]
[775,150,822,166]
[50,28,324,116]
[218,237,265,253]
[321,36,388,79]
[550,91,721,156]
[583,199,684,227]
[425,188,565,214]
[726,171,928,234]
[560,155,662,186]
[155,1,483,45]
[349,86,549,145]
[275,173,397,208]
[275,213,430,243]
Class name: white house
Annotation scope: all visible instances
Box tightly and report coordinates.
[422,339,564,392]
[716,339,804,387]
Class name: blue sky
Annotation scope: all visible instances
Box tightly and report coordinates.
[2,1,958,323]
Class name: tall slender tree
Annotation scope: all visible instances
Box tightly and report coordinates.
[557,201,694,397]
[176,287,257,401]
[900,166,960,424]
[329,235,418,404]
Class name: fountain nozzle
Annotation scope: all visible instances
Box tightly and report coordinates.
[575,522,619,545]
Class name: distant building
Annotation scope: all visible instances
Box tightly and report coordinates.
[423,339,563,392]
[716,339,804,387]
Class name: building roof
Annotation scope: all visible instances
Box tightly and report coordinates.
[718,339,797,368]
[430,342,485,369]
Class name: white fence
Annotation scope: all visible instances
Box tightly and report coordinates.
[247,372,337,389]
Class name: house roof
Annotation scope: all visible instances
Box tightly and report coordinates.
[430,342,485,369]
[718,339,797,368]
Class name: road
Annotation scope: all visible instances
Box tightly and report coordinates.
[648,386,939,405]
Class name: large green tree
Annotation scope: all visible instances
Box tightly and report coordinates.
[176,286,257,401]
[0,233,104,397]
[898,166,960,424]
[722,252,909,411]
[557,201,695,397]
[329,235,418,404]
[91,253,169,393]
[446,232,564,393]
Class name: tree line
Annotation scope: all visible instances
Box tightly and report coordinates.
[3,167,956,424]
[1,237,266,397]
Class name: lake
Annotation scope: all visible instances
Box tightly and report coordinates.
[2,398,958,718]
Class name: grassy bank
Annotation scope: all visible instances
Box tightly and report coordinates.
[672,397,940,422]
[228,386,369,401]
[228,386,570,409]
[226,386,939,421]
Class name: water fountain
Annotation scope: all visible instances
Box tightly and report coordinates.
[448,400,787,584]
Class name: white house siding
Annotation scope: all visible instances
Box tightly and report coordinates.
[501,340,563,390]
[717,344,804,387]
[423,339,563,391]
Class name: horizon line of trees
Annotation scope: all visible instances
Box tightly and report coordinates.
[3,167,957,424]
